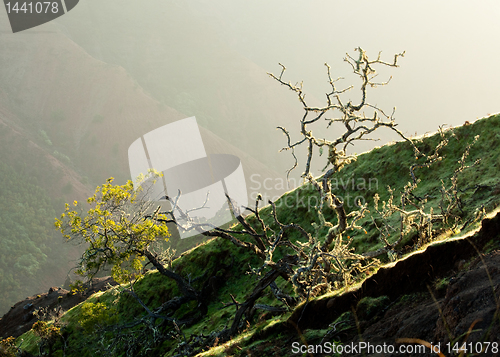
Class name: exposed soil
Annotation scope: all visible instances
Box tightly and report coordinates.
[255,251,500,357]
[341,251,500,356]
[0,277,118,339]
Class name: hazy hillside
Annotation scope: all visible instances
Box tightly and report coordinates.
[52,0,306,174]
[0,95,87,315]
[0,8,296,314]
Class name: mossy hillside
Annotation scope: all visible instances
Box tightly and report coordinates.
[15,237,267,356]
[16,115,500,356]
[243,115,500,256]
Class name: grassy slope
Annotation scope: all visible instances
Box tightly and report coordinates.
[16,114,500,356]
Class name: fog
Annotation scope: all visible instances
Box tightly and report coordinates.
[51,0,500,174]
[0,0,499,314]
[205,0,500,133]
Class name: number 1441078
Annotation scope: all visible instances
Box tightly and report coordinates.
[5,2,60,14]
[446,342,499,354]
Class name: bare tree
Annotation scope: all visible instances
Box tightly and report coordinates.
[365,128,481,259]
[164,48,415,350]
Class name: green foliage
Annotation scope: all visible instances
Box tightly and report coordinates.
[32,321,62,356]
[69,280,86,295]
[78,301,115,333]
[433,277,451,293]
[0,160,63,313]
[0,122,85,314]
[55,172,170,283]
[52,150,72,164]
[39,129,52,146]
[0,336,18,357]
[14,330,40,356]
[355,295,390,320]
[32,321,60,339]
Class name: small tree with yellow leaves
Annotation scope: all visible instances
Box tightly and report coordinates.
[55,172,203,319]
[55,173,170,283]
[32,321,61,356]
